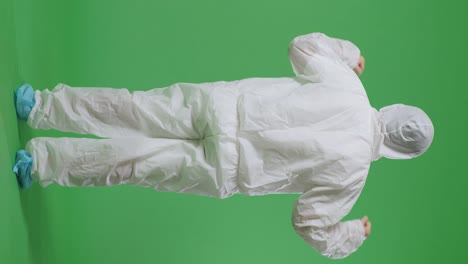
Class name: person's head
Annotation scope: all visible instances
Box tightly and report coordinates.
[377,104,434,159]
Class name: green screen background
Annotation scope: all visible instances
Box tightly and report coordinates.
[1,0,467,263]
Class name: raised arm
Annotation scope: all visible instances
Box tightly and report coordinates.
[292,178,367,259]
[288,32,362,78]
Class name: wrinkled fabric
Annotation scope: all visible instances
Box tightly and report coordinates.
[27,32,376,259]
[27,81,240,198]
[13,150,33,189]
[377,104,434,159]
[15,83,35,121]
[27,136,239,198]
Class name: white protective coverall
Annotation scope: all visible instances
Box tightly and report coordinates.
[25,32,434,259]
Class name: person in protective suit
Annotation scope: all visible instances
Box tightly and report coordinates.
[13,32,434,259]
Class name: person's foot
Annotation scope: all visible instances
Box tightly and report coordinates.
[12,150,33,189]
[14,83,35,121]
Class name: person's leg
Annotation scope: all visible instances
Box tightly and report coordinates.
[23,137,238,198]
[25,82,237,139]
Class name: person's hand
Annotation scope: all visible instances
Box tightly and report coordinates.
[353,55,365,76]
[361,216,371,237]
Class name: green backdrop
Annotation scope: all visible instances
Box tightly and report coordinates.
[1,0,467,263]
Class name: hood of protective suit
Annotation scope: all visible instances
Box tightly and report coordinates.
[374,104,434,160]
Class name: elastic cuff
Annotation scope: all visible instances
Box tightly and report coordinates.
[343,40,361,69]
[27,90,42,128]
[353,219,367,240]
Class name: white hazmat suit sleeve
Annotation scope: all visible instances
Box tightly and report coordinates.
[292,178,367,259]
[288,32,361,79]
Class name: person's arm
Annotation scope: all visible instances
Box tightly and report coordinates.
[288,32,362,78]
[292,178,368,259]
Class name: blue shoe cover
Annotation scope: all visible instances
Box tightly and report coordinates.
[12,150,33,189]
[14,83,36,121]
